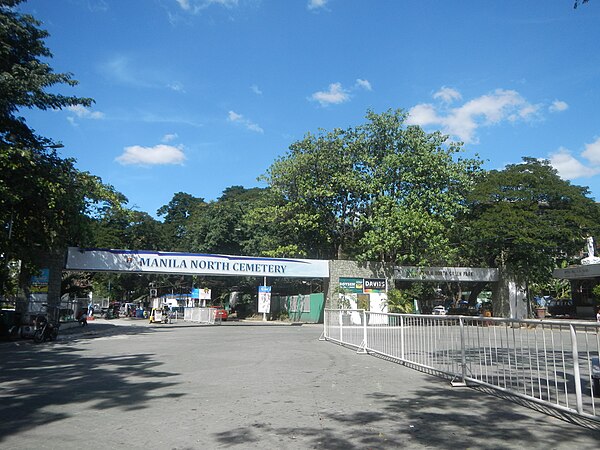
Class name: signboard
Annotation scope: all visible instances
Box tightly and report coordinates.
[553,264,600,279]
[339,277,364,293]
[363,278,387,293]
[30,268,49,293]
[395,266,499,282]
[258,286,271,314]
[66,247,329,278]
[339,277,387,293]
[199,288,211,300]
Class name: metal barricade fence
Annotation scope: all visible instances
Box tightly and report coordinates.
[323,309,600,422]
[183,307,216,324]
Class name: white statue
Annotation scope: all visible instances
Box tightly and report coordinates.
[582,236,600,265]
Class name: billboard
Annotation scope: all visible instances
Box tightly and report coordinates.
[66,247,329,278]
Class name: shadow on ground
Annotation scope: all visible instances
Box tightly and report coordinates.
[0,325,184,443]
[213,374,600,449]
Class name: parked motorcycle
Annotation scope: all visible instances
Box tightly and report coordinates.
[33,315,59,343]
[76,310,88,327]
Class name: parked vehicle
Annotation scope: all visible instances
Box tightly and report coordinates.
[149,307,170,324]
[547,299,575,318]
[211,306,228,321]
[432,305,447,315]
[33,315,59,343]
[120,302,137,317]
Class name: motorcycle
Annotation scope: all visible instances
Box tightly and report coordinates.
[33,315,59,343]
[76,310,88,327]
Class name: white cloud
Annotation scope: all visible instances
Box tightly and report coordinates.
[549,147,600,179]
[161,133,179,143]
[176,0,238,13]
[251,84,263,95]
[116,144,186,166]
[310,82,350,106]
[549,99,569,113]
[104,55,139,85]
[355,79,372,91]
[103,55,180,90]
[67,105,105,120]
[308,0,328,10]
[582,137,600,165]
[407,88,540,144]
[168,82,185,92]
[406,104,440,127]
[433,86,462,103]
[227,110,264,133]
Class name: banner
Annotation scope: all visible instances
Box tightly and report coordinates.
[258,286,271,313]
[339,277,364,293]
[66,247,329,278]
[363,278,386,293]
[395,266,499,282]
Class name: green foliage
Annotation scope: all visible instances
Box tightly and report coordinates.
[156,192,205,250]
[184,186,265,255]
[386,288,414,314]
[261,124,370,259]
[89,208,165,250]
[529,260,571,299]
[260,109,483,263]
[0,0,93,148]
[592,284,600,304]
[456,158,600,288]
[0,0,126,294]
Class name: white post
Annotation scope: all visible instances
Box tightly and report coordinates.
[570,324,584,414]
[262,276,267,322]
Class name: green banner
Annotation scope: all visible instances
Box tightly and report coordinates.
[339,277,363,293]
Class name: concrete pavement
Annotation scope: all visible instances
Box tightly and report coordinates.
[1,318,600,449]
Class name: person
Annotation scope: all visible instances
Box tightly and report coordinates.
[596,307,600,323]
[88,302,94,317]
[77,309,88,327]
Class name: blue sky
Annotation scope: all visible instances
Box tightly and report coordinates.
[19,0,600,217]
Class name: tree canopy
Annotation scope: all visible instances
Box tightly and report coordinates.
[0,0,124,295]
[456,157,600,292]
[261,109,483,263]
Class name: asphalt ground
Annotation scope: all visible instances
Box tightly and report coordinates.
[1,318,600,449]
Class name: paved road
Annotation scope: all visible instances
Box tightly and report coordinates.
[1,318,600,449]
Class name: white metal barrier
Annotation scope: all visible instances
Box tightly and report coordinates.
[323,309,600,422]
[183,307,216,324]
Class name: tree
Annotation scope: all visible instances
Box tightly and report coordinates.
[0,0,93,148]
[157,192,205,250]
[261,109,483,263]
[456,158,600,313]
[358,110,483,264]
[0,0,124,297]
[262,125,371,259]
[185,186,266,255]
[90,208,165,251]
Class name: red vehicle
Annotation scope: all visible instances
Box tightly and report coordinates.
[211,306,228,321]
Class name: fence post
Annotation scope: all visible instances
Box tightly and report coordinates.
[570,324,584,414]
[320,309,328,340]
[451,316,468,387]
[400,314,405,361]
[358,310,368,354]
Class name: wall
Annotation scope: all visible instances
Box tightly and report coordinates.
[273,293,325,323]
[326,260,394,309]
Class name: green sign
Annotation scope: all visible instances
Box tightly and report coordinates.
[339,277,363,293]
